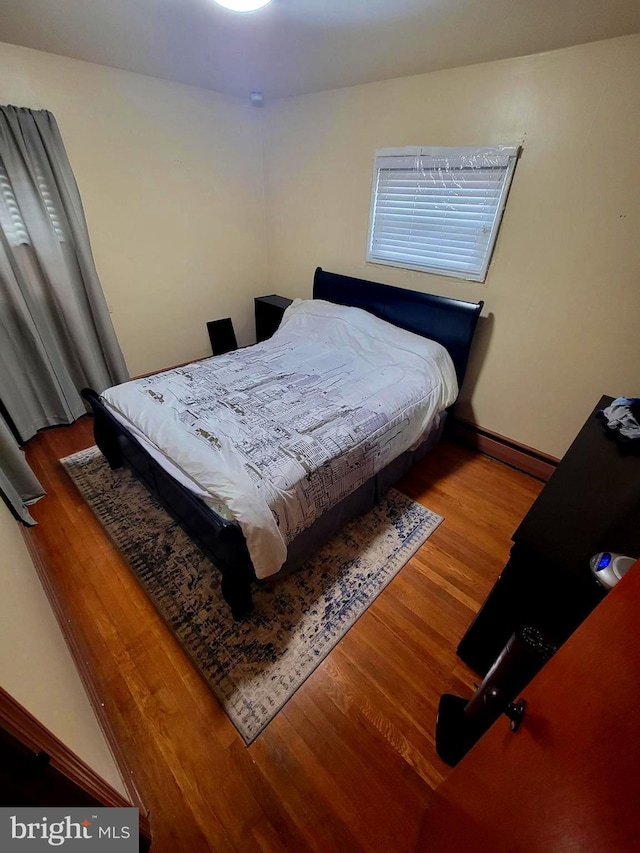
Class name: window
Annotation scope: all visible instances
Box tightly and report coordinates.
[0,162,29,246]
[0,158,66,246]
[367,146,519,283]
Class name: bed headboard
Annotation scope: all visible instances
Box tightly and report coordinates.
[312,267,483,385]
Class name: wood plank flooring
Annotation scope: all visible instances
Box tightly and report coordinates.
[24,419,541,852]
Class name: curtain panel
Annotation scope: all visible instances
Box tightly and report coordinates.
[0,105,128,521]
[0,414,44,525]
[0,105,128,442]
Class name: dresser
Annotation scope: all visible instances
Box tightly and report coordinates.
[457,396,640,675]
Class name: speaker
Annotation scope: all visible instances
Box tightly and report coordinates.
[207,318,238,357]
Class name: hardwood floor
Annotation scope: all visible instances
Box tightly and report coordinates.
[24,419,541,852]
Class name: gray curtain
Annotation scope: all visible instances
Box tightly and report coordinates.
[0,105,128,442]
[0,414,44,525]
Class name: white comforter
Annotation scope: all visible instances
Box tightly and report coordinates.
[101,299,458,578]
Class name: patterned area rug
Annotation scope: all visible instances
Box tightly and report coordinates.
[61,447,443,743]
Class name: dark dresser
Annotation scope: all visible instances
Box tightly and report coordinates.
[255,294,293,342]
[457,395,640,675]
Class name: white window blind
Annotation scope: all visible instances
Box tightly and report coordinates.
[0,161,29,246]
[35,162,66,241]
[367,146,519,282]
[0,158,66,246]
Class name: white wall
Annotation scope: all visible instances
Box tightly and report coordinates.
[263,35,640,458]
[0,40,267,377]
[3,35,639,456]
[0,501,127,796]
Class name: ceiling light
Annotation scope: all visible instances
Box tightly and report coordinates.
[213,0,272,11]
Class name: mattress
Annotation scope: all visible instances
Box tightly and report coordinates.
[101,298,458,578]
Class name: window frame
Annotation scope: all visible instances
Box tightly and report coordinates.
[366,145,519,284]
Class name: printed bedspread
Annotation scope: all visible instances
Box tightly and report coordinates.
[101,299,458,578]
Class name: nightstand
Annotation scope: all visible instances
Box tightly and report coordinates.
[255,295,293,343]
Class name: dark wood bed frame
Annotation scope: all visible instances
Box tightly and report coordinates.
[81,268,483,618]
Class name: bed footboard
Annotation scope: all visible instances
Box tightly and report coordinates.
[81,388,256,619]
[88,395,124,470]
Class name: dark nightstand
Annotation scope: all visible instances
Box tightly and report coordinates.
[457,396,640,675]
[255,295,293,343]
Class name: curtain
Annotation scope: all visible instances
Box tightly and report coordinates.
[0,414,44,525]
[0,105,128,443]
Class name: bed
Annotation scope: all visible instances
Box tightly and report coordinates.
[82,268,483,618]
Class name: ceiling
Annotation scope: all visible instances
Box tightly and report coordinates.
[1,0,639,100]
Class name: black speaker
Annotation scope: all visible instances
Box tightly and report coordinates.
[207,318,238,357]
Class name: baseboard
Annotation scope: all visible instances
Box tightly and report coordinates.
[20,527,151,839]
[448,418,559,482]
[0,684,131,809]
